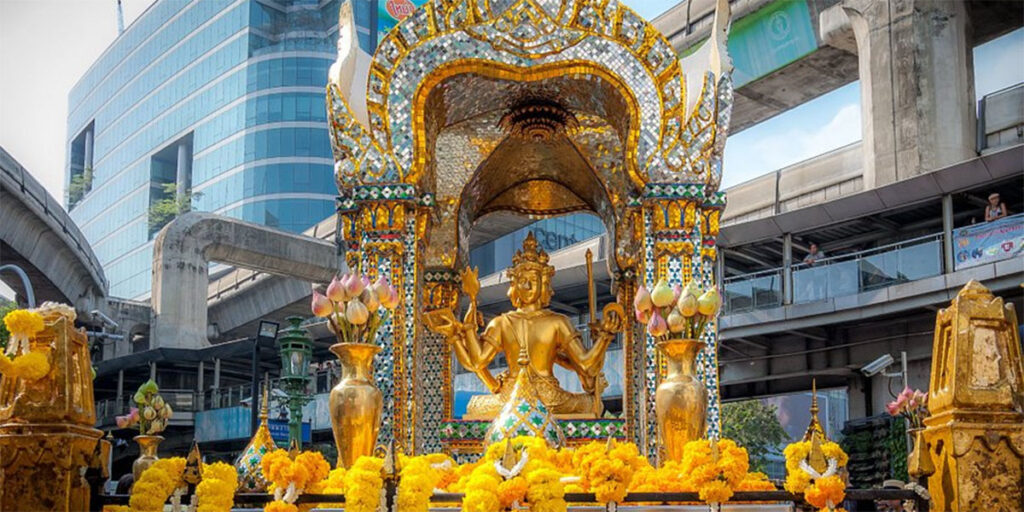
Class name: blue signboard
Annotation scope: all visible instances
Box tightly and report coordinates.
[953,214,1024,270]
[693,0,819,88]
[268,419,312,445]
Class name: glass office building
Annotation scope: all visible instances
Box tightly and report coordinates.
[65,0,379,300]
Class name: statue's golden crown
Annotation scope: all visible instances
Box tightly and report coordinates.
[512,232,550,268]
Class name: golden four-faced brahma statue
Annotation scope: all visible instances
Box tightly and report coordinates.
[425,232,624,419]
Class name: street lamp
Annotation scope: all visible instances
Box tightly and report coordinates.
[276,316,313,448]
[251,320,280,436]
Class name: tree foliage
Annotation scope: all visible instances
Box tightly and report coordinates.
[721,399,790,473]
[0,299,17,352]
[148,182,202,232]
[68,166,94,207]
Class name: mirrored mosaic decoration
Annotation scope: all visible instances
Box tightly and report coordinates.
[328,0,735,459]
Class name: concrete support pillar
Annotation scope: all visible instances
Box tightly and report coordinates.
[213,358,221,407]
[83,129,94,172]
[149,361,156,382]
[116,369,124,410]
[176,141,191,203]
[840,0,976,188]
[197,361,205,411]
[782,233,793,305]
[941,194,955,272]
[151,213,336,349]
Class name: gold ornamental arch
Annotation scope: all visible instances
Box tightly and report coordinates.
[328,0,735,457]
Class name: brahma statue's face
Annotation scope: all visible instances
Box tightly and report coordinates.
[508,265,549,308]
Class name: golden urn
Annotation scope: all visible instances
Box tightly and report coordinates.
[329,342,383,468]
[655,338,708,462]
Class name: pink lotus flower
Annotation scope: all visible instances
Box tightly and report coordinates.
[344,273,366,296]
[647,312,668,337]
[346,299,369,325]
[635,307,651,324]
[311,291,332,317]
[361,288,380,313]
[651,279,675,308]
[634,286,653,313]
[885,401,900,416]
[381,286,401,309]
[326,276,346,302]
[372,276,390,302]
[116,407,140,428]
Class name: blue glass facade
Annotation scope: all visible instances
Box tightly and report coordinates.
[66,0,353,299]
[469,214,605,276]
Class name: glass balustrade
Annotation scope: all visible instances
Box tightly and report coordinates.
[725,233,944,313]
[724,269,783,313]
[793,234,943,303]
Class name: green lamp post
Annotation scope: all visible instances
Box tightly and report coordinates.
[276,316,313,448]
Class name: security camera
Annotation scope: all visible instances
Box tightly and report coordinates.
[861,354,895,377]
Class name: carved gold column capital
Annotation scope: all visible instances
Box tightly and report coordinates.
[923,280,1024,511]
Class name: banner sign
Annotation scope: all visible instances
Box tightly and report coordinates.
[378,0,429,43]
[953,214,1024,270]
[709,0,818,87]
[268,419,312,445]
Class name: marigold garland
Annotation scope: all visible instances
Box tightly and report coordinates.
[129,457,186,512]
[0,350,50,381]
[196,461,238,512]
[462,464,501,512]
[343,456,384,512]
[784,440,849,511]
[575,440,646,503]
[3,309,44,355]
[261,449,330,510]
[678,439,751,505]
[397,453,455,512]
[526,467,567,512]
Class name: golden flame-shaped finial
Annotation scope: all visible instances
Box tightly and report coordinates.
[803,379,828,473]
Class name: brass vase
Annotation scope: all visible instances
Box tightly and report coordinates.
[907,427,935,479]
[329,342,383,469]
[132,434,164,482]
[655,338,707,463]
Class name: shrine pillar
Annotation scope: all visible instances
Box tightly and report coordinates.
[921,281,1024,511]
[337,185,432,452]
[638,186,726,461]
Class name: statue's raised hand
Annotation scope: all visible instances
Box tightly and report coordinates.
[461,267,480,300]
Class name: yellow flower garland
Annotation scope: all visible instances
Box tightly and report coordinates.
[678,439,751,505]
[574,440,646,503]
[784,440,849,512]
[3,309,44,355]
[196,462,238,512]
[397,453,454,512]
[343,456,384,512]
[262,449,331,509]
[462,464,501,512]
[130,457,186,512]
[0,350,50,381]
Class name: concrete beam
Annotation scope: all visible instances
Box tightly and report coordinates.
[151,212,339,349]
[0,147,107,312]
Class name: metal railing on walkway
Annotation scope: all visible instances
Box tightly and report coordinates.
[724,233,944,313]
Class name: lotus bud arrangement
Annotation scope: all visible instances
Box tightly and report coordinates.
[116,379,173,435]
[312,272,400,345]
[634,278,721,341]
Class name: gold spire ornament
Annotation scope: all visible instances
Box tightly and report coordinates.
[803,380,828,474]
[183,440,203,486]
[235,376,275,492]
[483,344,566,448]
